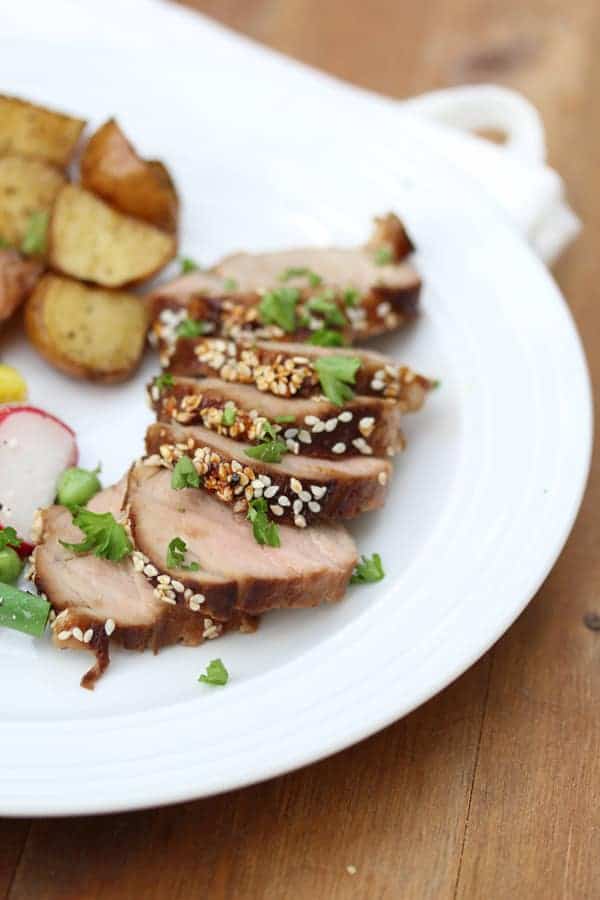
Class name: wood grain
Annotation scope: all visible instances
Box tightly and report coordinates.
[3,1,599,897]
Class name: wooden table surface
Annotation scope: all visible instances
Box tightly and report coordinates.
[3,2,599,897]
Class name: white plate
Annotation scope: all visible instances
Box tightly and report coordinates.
[0,35,591,816]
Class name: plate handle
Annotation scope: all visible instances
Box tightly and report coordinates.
[402,84,546,165]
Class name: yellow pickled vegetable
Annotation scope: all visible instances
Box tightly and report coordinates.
[0,364,27,402]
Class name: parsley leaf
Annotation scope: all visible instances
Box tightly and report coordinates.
[223,277,238,291]
[0,527,21,552]
[247,498,280,547]
[343,288,359,307]
[176,319,212,339]
[21,211,48,255]
[245,439,288,463]
[374,245,393,266]
[315,355,361,406]
[258,287,299,332]
[198,658,229,686]
[166,536,200,571]
[308,328,345,347]
[307,295,346,327]
[60,508,132,561]
[221,404,237,427]
[279,267,322,287]
[275,415,295,424]
[351,553,385,584]
[180,257,199,273]
[154,372,174,391]
[171,455,201,490]
[259,420,279,441]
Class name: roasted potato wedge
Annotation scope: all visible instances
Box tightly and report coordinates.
[0,248,44,323]
[0,156,65,251]
[81,119,178,233]
[48,184,176,287]
[25,274,148,382]
[0,95,85,169]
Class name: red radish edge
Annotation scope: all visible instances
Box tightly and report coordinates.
[0,404,78,549]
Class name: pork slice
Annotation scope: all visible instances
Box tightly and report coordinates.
[166,337,430,413]
[32,482,253,688]
[126,464,358,617]
[145,421,392,526]
[149,375,404,459]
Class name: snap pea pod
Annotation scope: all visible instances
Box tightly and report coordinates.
[0,582,50,637]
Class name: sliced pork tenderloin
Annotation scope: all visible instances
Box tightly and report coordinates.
[145,421,392,527]
[126,463,358,618]
[165,338,431,412]
[32,482,252,689]
[148,375,404,459]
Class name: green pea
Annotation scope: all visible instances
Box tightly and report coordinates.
[0,547,24,584]
[56,465,102,509]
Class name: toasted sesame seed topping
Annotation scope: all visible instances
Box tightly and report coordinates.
[83,628,94,644]
[57,630,72,641]
[144,564,159,578]
[338,411,353,422]
[311,485,327,499]
[171,580,185,592]
[157,574,171,585]
[278,496,290,507]
[358,416,375,437]
[290,477,302,494]
[304,415,318,426]
[286,438,300,454]
[332,442,346,454]
[308,501,321,513]
[386,446,396,457]
[298,430,312,444]
[294,514,307,528]
[264,484,279,498]
[293,499,303,515]
[73,627,84,642]
[377,301,392,317]
[325,417,338,432]
[258,474,271,486]
[284,428,298,439]
[312,421,325,433]
[378,471,388,486]
[371,379,385,391]
[105,618,116,636]
[352,437,373,455]
[271,504,284,516]
[299,490,312,502]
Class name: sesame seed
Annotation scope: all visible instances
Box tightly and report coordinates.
[290,478,302,494]
[298,430,312,444]
[325,418,338,432]
[73,627,84,642]
[371,379,385,391]
[312,421,325,433]
[271,504,284,516]
[157,574,171,585]
[308,501,321,513]
[386,446,395,457]
[378,471,388,486]
[264,485,279,498]
[299,490,311,502]
[338,411,353,422]
[144,564,158,578]
[284,428,298,439]
[57,630,72,641]
[286,439,300,454]
[332,442,346,454]
[294,514,307,528]
[304,415,318,426]
[377,301,391,317]
[278,496,290,507]
[83,629,94,644]
[251,479,264,491]
[172,580,185,592]
[259,474,271,486]
[293,499,303,515]
[191,593,205,606]
[105,618,116,636]
[311,485,327,499]
[352,437,373,455]
[359,416,375,437]
[346,865,357,876]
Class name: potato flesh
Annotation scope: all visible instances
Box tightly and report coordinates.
[28,275,147,378]
[0,95,85,168]
[0,156,65,249]
[49,184,176,287]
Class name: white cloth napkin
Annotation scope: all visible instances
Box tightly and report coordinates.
[0,0,580,265]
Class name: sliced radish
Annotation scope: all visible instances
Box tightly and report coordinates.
[0,405,78,542]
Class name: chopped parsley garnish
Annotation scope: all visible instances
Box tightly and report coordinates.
[315,355,361,406]
[258,286,299,332]
[351,553,385,584]
[0,526,21,552]
[307,295,346,327]
[180,257,199,273]
[275,414,295,424]
[247,498,280,547]
[245,438,288,463]
[223,277,238,291]
[308,328,345,347]
[166,536,200,571]
[343,287,359,307]
[171,455,201,490]
[21,211,48,255]
[431,379,441,389]
[279,267,322,287]
[154,372,174,391]
[259,420,279,441]
[198,658,229,686]
[221,404,237,426]
[374,245,393,266]
[60,508,132,561]
[176,318,212,339]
